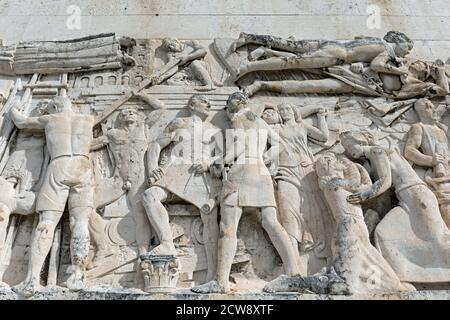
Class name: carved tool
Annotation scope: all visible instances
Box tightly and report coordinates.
[86,256,138,279]
[94,57,182,127]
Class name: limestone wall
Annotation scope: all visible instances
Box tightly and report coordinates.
[0,0,449,60]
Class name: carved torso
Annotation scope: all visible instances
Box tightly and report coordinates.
[106,124,147,182]
[169,118,219,164]
[382,148,425,191]
[277,123,315,167]
[44,113,94,159]
[418,123,449,158]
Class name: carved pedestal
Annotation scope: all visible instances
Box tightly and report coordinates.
[140,255,180,293]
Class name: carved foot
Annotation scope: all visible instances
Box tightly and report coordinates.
[243,81,263,97]
[230,33,248,52]
[249,47,266,61]
[12,279,41,297]
[194,86,217,92]
[148,241,177,256]
[263,275,295,293]
[66,268,86,292]
[191,280,228,294]
[213,79,224,88]
[233,61,250,82]
[0,281,9,288]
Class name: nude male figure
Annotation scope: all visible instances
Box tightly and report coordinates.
[404,99,450,227]
[91,92,165,257]
[162,38,219,88]
[9,96,95,296]
[232,31,413,80]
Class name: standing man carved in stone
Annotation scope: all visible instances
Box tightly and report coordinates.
[142,94,222,283]
[192,92,301,294]
[9,96,95,296]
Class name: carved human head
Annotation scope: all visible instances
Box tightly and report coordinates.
[163,37,184,52]
[46,96,73,114]
[414,98,435,122]
[225,92,248,116]
[277,103,298,123]
[384,31,414,58]
[409,61,431,81]
[118,108,140,125]
[339,130,376,159]
[262,106,281,125]
[187,94,211,117]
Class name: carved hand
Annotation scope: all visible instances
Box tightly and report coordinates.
[350,63,364,73]
[193,161,209,174]
[211,159,225,178]
[148,167,165,185]
[249,47,266,61]
[432,153,446,166]
[122,180,132,191]
[263,153,272,166]
[347,192,364,204]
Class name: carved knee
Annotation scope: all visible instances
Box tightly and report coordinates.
[219,222,236,239]
[143,188,162,204]
[142,189,153,203]
[72,253,88,267]
[71,236,90,265]
[261,213,279,231]
[190,60,202,69]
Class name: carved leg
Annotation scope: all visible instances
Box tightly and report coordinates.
[277,181,312,275]
[190,60,214,87]
[87,211,114,269]
[130,185,152,257]
[230,32,251,52]
[142,187,176,256]
[66,206,91,291]
[258,207,301,276]
[13,210,63,297]
[200,206,219,283]
[231,32,320,54]
[236,46,347,79]
[191,195,242,294]
[245,79,355,97]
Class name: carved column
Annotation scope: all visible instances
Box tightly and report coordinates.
[140,255,180,293]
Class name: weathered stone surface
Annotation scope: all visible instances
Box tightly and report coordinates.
[0,0,450,301]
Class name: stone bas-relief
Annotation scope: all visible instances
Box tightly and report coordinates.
[1,30,450,300]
